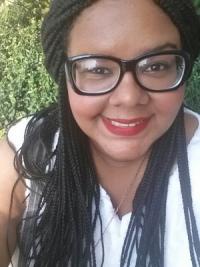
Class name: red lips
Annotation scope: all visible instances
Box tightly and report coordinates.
[102,116,151,136]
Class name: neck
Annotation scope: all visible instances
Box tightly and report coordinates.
[91,146,150,217]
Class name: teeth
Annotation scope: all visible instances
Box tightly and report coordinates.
[111,120,142,127]
[111,121,129,127]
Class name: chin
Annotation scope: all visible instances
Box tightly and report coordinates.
[105,149,146,163]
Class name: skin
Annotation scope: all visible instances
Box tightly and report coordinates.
[67,0,198,214]
[0,139,26,266]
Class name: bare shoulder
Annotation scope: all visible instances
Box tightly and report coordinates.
[0,138,26,266]
[0,138,26,214]
[184,112,199,145]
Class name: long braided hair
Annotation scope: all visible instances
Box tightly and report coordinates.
[15,0,200,266]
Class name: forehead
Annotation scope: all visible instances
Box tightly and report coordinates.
[68,0,180,58]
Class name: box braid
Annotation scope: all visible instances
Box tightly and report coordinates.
[14,0,200,266]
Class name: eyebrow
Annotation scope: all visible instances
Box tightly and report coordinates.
[143,43,178,54]
[67,43,179,59]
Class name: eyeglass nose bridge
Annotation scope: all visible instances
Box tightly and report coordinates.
[120,59,138,79]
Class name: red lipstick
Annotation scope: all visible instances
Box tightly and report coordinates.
[102,116,151,136]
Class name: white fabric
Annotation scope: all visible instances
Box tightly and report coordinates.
[7,109,200,267]
[7,117,32,152]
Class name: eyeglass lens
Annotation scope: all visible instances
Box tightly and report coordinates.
[71,54,185,93]
[136,54,185,90]
[72,58,120,93]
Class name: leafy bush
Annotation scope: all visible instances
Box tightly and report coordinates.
[186,58,200,112]
[0,0,57,137]
[194,0,200,12]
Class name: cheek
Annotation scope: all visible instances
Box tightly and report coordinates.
[151,86,185,124]
[67,83,108,122]
[155,87,184,110]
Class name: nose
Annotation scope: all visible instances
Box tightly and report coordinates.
[108,71,149,107]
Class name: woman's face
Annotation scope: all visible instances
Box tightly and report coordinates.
[67,0,184,164]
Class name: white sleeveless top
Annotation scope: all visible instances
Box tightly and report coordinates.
[8,109,200,267]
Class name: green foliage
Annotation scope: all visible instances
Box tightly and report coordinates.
[0,0,57,134]
[0,0,50,23]
[194,0,200,8]
[193,0,200,13]
[186,58,200,112]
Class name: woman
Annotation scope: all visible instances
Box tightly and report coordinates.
[1,0,200,266]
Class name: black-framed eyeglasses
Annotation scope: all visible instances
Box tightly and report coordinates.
[65,50,191,96]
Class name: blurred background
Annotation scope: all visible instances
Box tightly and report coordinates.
[0,0,200,137]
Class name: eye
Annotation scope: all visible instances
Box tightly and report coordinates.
[87,67,112,75]
[76,65,114,81]
[143,62,170,73]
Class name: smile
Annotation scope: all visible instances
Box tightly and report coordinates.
[110,120,144,128]
[102,116,151,136]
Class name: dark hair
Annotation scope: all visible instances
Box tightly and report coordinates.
[14,0,200,266]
